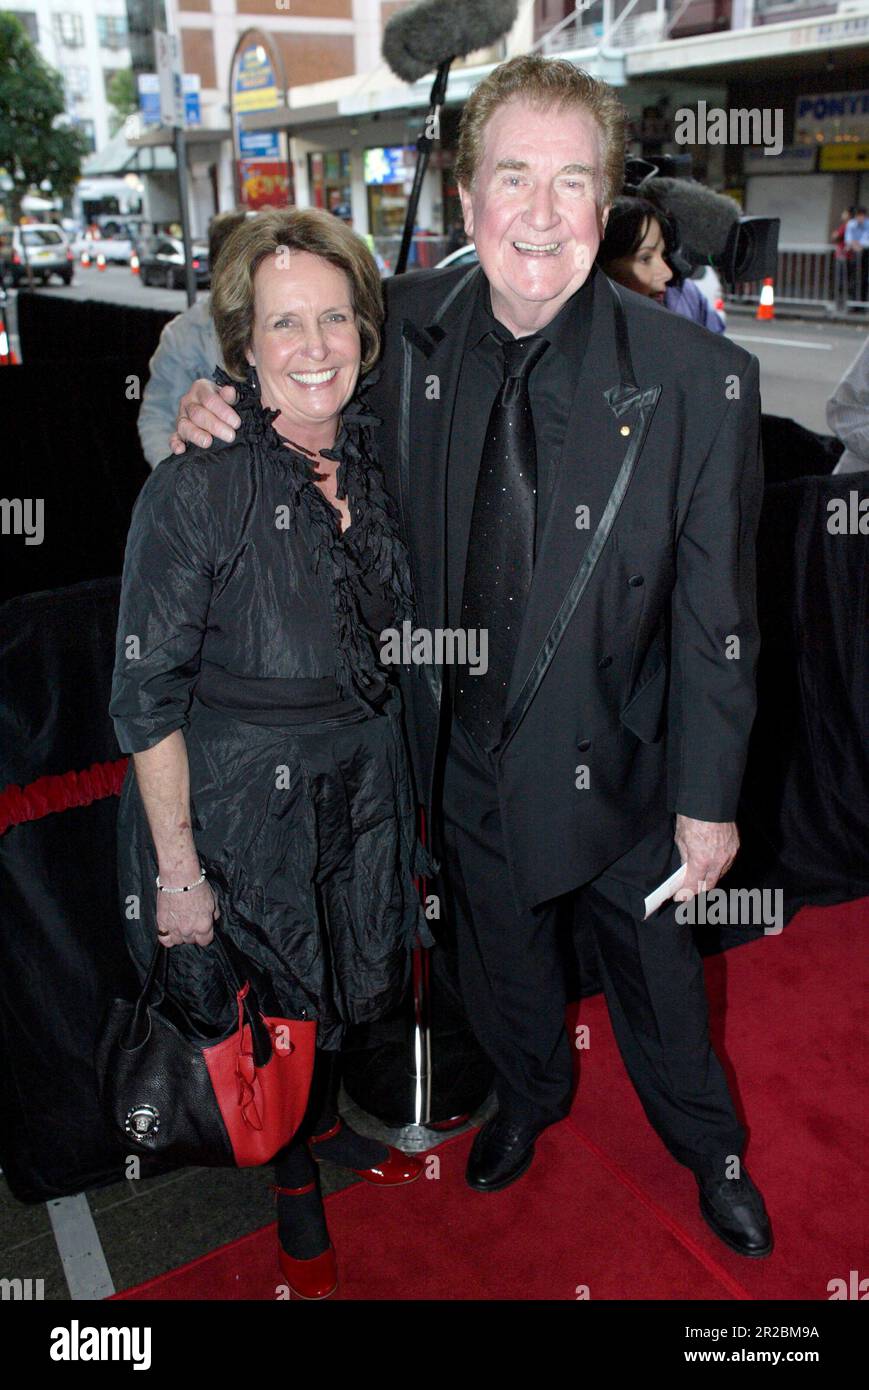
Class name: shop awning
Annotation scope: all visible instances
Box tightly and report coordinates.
[81,127,177,176]
[238,49,625,137]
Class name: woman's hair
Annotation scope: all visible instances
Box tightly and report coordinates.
[454,54,628,211]
[210,207,384,381]
[596,195,678,276]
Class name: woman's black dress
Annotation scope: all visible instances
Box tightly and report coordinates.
[110,368,432,1049]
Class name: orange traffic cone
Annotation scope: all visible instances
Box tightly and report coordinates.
[756,278,775,321]
[0,311,18,365]
[96,252,107,272]
[130,252,140,275]
[81,249,91,268]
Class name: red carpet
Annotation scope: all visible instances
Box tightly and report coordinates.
[113,899,868,1301]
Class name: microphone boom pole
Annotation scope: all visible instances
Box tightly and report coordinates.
[395,59,453,277]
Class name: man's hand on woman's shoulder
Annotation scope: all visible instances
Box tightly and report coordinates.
[170,379,241,455]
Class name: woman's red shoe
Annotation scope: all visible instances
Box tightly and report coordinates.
[272,1182,337,1299]
[307,1120,423,1186]
[353,1147,423,1186]
[277,1242,338,1300]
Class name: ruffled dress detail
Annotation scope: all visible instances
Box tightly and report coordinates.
[212,365,415,712]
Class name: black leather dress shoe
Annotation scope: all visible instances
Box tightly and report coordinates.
[696,1169,773,1258]
[465,1115,541,1192]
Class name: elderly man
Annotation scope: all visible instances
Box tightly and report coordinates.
[172,56,771,1259]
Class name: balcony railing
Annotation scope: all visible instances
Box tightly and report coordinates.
[536,0,846,52]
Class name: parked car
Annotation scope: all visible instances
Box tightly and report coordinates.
[0,223,74,286]
[435,243,478,273]
[138,235,210,289]
[73,217,145,265]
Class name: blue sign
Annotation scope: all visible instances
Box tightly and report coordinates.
[138,74,160,127]
[239,128,280,159]
[184,77,201,128]
[138,72,200,128]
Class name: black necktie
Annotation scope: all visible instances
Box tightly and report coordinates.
[454,333,549,750]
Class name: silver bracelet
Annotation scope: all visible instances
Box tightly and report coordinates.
[156,868,206,894]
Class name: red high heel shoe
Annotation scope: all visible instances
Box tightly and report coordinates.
[271,1183,338,1300]
[308,1119,424,1186]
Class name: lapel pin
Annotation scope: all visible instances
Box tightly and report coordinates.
[620,425,631,436]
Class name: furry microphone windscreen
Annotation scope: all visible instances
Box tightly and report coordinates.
[648,177,740,260]
[382,0,519,84]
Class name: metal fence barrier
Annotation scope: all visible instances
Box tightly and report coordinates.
[728,245,868,315]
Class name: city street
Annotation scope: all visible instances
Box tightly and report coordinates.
[6,265,866,438]
[3,0,868,1329]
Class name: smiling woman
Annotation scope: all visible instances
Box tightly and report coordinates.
[110,206,429,1299]
[210,208,385,524]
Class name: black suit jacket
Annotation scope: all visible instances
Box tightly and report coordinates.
[363,261,764,908]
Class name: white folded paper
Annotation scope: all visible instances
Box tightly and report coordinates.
[643,863,687,920]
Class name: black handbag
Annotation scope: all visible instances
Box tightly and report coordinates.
[94,928,317,1168]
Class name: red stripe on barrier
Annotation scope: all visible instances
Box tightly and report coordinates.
[0,758,129,834]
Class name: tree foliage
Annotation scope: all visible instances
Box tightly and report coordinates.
[0,12,87,223]
[107,68,138,136]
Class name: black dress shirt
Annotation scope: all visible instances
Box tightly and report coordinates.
[445,268,595,630]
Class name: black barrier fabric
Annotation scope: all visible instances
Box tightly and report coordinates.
[15,289,174,367]
[0,364,150,602]
[760,413,843,486]
[0,580,140,1201]
[735,471,869,918]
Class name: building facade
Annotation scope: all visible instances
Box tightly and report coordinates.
[28,0,869,251]
[7,0,133,153]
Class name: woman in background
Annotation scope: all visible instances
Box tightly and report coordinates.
[598,195,725,333]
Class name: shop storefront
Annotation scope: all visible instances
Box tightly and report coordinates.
[308,150,352,218]
[363,145,416,239]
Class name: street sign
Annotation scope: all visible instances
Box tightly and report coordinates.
[184,75,201,128]
[155,30,184,128]
[138,72,200,129]
[137,74,160,127]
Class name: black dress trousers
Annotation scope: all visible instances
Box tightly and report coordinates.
[440,714,746,1176]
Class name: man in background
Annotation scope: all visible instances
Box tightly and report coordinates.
[137,210,247,467]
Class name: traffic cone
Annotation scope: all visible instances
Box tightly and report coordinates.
[96,252,107,272]
[0,310,18,366]
[756,278,775,321]
[130,252,140,275]
[81,249,91,268]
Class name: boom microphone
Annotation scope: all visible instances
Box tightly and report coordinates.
[382,0,519,84]
[626,162,780,285]
[644,176,740,265]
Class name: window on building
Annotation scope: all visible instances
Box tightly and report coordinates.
[74,119,97,153]
[63,66,90,101]
[97,14,128,50]
[8,11,39,44]
[53,13,85,48]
